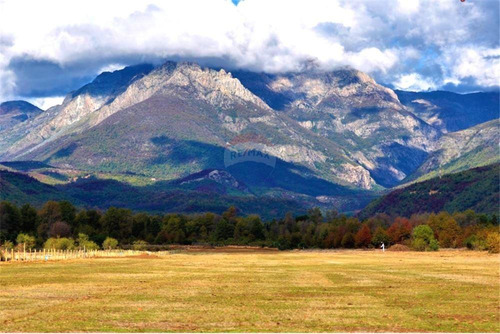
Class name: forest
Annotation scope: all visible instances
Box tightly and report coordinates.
[0,200,499,254]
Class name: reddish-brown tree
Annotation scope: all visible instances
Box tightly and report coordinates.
[355,224,372,248]
[387,217,412,244]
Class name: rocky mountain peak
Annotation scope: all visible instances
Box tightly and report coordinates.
[0,100,42,115]
[0,100,43,132]
[159,62,270,109]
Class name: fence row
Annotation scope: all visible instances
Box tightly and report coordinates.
[0,248,148,262]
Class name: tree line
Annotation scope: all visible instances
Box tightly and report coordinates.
[0,200,499,253]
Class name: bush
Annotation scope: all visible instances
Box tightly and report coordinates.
[102,237,119,250]
[486,232,500,253]
[411,238,427,251]
[429,238,439,251]
[2,241,14,250]
[132,240,149,250]
[16,233,36,249]
[464,234,487,250]
[44,237,75,250]
[77,233,100,250]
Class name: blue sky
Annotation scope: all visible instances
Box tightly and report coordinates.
[0,0,498,108]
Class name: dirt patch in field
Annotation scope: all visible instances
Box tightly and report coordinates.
[388,244,411,252]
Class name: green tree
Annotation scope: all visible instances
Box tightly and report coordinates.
[102,237,119,250]
[371,227,391,247]
[248,215,265,241]
[59,201,76,227]
[19,204,38,234]
[100,207,133,242]
[411,225,439,251]
[341,232,355,248]
[37,201,62,239]
[0,201,21,241]
[428,212,461,248]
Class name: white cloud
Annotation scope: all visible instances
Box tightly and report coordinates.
[0,0,498,101]
[393,73,437,91]
[26,96,65,110]
[446,47,500,87]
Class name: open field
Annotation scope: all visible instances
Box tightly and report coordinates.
[1,250,499,332]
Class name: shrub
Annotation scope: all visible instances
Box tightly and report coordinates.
[102,237,119,250]
[16,233,36,250]
[411,238,427,251]
[464,235,477,249]
[429,238,439,251]
[44,237,75,250]
[2,240,14,250]
[77,233,100,250]
[486,232,500,253]
[132,240,149,250]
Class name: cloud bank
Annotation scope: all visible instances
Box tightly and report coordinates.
[0,0,498,106]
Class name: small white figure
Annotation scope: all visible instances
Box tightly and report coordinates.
[381,242,385,252]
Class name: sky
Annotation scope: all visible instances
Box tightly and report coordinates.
[0,0,498,109]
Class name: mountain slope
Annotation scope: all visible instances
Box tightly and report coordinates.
[0,100,43,131]
[233,69,439,187]
[406,119,499,183]
[0,64,154,160]
[0,169,74,205]
[14,62,379,199]
[358,163,499,218]
[395,90,499,132]
[1,167,365,219]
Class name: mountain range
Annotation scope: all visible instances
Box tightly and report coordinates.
[0,61,498,216]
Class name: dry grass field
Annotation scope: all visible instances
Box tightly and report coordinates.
[1,250,499,332]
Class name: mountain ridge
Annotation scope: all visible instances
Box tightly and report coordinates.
[0,60,498,215]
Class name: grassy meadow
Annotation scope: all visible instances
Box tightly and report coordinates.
[1,250,499,332]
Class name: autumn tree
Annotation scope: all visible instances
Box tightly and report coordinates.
[428,212,461,248]
[387,217,412,244]
[48,221,71,238]
[355,224,372,248]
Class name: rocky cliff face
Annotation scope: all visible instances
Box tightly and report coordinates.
[233,68,440,187]
[407,119,499,182]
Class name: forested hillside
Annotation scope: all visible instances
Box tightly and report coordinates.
[359,164,499,219]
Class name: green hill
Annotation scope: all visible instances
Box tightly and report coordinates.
[358,164,499,219]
